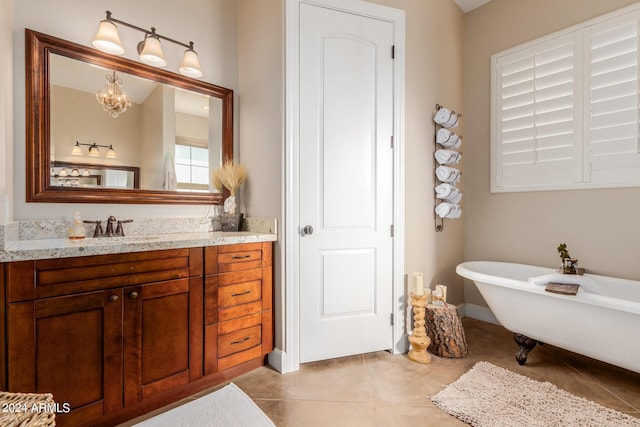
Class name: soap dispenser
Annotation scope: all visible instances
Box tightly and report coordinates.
[69,212,86,240]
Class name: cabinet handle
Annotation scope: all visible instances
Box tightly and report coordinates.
[108,294,119,303]
[129,290,139,299]
[231,336,251,345]
[231,290,251,297]
[232,255,251,259]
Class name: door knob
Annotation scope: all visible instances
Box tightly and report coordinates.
[129,290,139,300]
[301,225,314,236]
[108,294,119,303]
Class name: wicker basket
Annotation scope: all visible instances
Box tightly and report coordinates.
[0,392,56,427]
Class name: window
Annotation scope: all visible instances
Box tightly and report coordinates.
[175,139,209,192]
[491,4,640,192]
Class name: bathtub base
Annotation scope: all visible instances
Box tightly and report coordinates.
[514,333,538,365]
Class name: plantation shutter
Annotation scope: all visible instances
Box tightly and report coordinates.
[493,32,583,190]
[585,12,640,185]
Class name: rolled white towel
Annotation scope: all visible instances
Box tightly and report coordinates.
[435,183,463,203]
[436,128,462,148]
[436,165,461,184]
[434,107,460,128]
[435,149,462,165]
[435,202,462,219]
[446,191,462,204]
[435,182,457,199]
[528,273,601,294]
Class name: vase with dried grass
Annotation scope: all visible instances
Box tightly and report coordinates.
[211,161,247,231]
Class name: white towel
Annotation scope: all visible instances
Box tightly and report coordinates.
[434,107,460,128]
[435,165,461,184]
[446,191,462,204]
[435,149,462,165]
[435,202,462,219]
[435,182,457,199]
[163,152,178,191]
[435,183,462,203]
[436,128,461,148]
[528,274,601,294]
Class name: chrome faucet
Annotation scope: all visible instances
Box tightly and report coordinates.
[84,216,133,237]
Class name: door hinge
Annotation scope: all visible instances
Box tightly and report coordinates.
[390,313,394,326]
[391,45,395,59]
[390,224,394,237]
[391,135,394,148]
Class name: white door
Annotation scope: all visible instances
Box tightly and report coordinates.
[299,2,395,363]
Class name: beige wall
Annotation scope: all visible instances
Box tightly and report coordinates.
[370,0,466,304]
[51,86,143,167]
[464,0,640,307]
[237,0,284,349]
[0,0,12,223]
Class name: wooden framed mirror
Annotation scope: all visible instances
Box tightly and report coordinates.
[26,29,233,204]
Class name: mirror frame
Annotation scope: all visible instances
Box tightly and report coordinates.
[26,29,233,204]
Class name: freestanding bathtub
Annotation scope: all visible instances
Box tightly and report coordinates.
[456,261,640,373]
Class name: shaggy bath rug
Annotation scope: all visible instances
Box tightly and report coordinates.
[431,361,640,427]
[134,383,275,427]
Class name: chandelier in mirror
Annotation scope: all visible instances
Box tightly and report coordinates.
[95,70,132,118]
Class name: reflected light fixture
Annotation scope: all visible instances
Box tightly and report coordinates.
[96,71,132,118]
[71,141,117,159]
[92,10,203,78]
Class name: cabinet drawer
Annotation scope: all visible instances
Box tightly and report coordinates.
[218,250,262,273]
[218,281,261,308]
[218,346,262,371]
[218,313,261,335]
[219,301,262,323]
[218,268,262,286]
[218,325,261,358]
[7,248,201,302]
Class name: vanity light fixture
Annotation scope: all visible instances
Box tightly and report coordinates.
[71,141,118,159]
[96,70,132,118]
[89,144,101,157]
[92,10,203,78]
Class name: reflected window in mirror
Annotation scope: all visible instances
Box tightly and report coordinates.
[175,139,209,192]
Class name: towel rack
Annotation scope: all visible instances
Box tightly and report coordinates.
[433,104,463,232]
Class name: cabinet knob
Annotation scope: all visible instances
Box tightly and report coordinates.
[129,290,139,299]
[108,294,119,303]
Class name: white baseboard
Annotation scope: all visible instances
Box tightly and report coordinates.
[267,349,286,373]
[268,349,300,374]
[459,303,500,326]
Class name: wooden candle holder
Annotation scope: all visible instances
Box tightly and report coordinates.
[408,292,432,364]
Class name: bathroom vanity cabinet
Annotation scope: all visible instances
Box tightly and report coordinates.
[1,242,273,426]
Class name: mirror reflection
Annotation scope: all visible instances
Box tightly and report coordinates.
[51,161,140,190]
[49,53,223,193]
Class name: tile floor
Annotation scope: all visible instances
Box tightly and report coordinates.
[126,318,640,426]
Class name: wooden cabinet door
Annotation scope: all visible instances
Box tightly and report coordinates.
[7,289,123,424]
[123,277,203,406]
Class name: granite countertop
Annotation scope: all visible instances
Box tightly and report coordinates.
[0,231,277,262]
[0,217,277,262]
